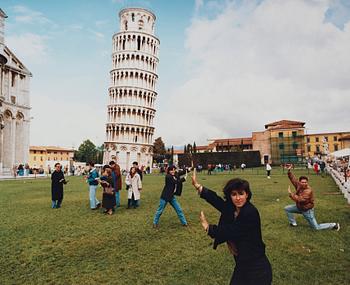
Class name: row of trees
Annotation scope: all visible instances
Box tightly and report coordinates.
[153,137,173,163]
[74,137,170,164]
[73,137,198,165]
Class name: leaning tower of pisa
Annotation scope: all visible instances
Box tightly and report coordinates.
[103,8,159,171]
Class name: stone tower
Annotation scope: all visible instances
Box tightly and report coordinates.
[104,8,159,171]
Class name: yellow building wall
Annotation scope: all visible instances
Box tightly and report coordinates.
[29,149,48,168]
[305,132,350,156]
[29,147,74,169]
[269,129,304,138]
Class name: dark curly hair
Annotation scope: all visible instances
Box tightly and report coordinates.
[223,178,252,202]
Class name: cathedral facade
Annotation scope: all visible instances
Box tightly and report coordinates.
[0,9,32,175]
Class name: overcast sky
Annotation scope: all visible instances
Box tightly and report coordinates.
[2,0,350,149]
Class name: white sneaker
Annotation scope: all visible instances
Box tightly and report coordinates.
[289,223,297,227]
[333,223,340,231]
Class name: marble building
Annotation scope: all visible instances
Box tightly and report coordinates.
[103,8,159,170]
[0,9,32,175]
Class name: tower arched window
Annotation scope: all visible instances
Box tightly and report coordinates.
[137,36,141,51]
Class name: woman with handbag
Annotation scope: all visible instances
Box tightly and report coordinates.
[100,165,115,215]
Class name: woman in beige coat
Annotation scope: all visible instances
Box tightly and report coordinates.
[126,167,142,208]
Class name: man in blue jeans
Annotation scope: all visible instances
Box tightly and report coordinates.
[285,165,340,231]
[153,165,188,228]
[86,162,100,210]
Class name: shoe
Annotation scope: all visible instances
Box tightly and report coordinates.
[96,203,101,209]
[153,224,159,229]
[182,224,188,227]
[289,223,297,227]
[333,223,340,231]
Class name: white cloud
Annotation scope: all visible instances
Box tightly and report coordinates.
[12,5,52,25]
[88,29,105,39]
[195,0,204,14]
[6,33,49,65]
[156,0,350,146]
[95,20,110,27]
[30,95,106,148]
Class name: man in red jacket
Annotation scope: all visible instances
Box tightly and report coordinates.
[284,164,340,230]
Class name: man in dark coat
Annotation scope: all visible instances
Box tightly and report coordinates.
[51,163,67,208]
[153,165,188,228]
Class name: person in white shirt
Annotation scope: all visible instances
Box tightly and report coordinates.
[125,167,142,209]
[266,163,272,179]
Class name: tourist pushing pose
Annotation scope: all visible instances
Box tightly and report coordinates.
[153,166,188,228]
[284,165,340,230]
[191,169,272,285]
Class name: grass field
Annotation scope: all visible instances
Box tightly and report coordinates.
[0,168,349,285]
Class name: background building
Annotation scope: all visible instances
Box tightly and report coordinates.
[0,9,31,175]
[305,132,350,157]
[104,7,159,171]
[29,146,74,171]
[207,137,253,152]
[252,120,306,164]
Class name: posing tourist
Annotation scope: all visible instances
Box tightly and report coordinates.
[126,166,142,209]
[191,170,272,285]
[153,166,188,228]
[109,161,122,208]
[51,163,67,209]
[100,165,115,215]
[284,165,340,230]
[86,162,100,210]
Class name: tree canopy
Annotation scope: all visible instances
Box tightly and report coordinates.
[74,140,103,163]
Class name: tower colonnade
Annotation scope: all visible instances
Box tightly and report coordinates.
[104,7,159,171]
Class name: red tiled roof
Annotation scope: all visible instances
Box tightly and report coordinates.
[195,145,208,150]
[29,146,47,151]
[339,135,350,141]
[211,137,252,145]
[265,119,305,130]
[30,146,74,152]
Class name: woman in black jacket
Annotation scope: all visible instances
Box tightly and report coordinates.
[153,165,188,228]
[192,171,272,285]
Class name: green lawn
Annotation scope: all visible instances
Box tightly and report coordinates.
[0,169,349,285]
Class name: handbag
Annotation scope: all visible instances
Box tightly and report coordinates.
[104,186,114,195]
